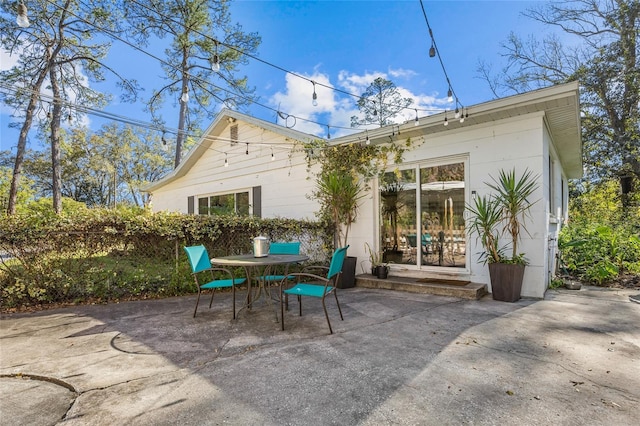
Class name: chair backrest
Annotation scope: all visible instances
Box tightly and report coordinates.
[407,234,417,248]
[269,242,301,255]
[184,245,212,273]
[327,245,349,279]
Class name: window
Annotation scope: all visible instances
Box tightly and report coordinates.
[379,161,466,269]
[198,191,250,216]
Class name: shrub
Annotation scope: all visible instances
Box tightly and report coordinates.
[0,205,332,311]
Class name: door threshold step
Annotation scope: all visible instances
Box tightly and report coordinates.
[355,274,487,300]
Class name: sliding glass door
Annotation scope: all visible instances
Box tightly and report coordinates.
[380,161,466,269]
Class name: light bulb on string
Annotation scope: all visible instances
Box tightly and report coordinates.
[455,105,460,119]
[224,153,229,167]
[327,125,331,139]
[245,143,249,155]
[372,100,377,116]
[16,1,29,28]
[161,132,168,152]
[447,88,453,103]
[444,111,449,126]
[365,130,370,145]
[414,109,419,126]
[181,90,189,103]
[211,54,220,72]
[429,43,436,58]
[271,147,275,161]
[211,40,221,72]
[312,81,318,106]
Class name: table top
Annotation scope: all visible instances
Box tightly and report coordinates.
[210,253,309,266]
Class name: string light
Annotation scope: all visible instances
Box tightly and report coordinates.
[443,110,448,126]
[16,1,30,28]
[180,90,189,103]
[365,130,370,145]
[414,109,419,126]
[428,28,436,57]
[447,88,453,103]
[211,40,221,72]
[271,147,275,161]
[224,153,229,167]
[327,125,331,139]
[245,142,249,155]
[454,105,460,119]
[312,81,318,106]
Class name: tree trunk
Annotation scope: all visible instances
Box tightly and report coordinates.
[7,69,49,215]
[49,67,63,214]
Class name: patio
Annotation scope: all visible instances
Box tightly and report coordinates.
[1,286,639,425]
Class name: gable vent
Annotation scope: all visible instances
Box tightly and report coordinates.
[230,124,238,145]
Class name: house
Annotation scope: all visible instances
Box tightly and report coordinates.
[144,82,582,299]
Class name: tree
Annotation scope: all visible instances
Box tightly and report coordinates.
[350,77,413,128]
[0,0,139,214]
[477,0,639,209]
[124,0,261,168]
[24,124,172,207]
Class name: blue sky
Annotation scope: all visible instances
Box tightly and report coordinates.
[1,0,552,150]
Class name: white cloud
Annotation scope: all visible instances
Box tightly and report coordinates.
[388,67,418,79]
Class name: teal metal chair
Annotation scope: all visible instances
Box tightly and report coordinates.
[280,246,348,334]
[184,245,246,319]
[256,241,301,284]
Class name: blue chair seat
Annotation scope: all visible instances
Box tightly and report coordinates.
[200,278,245,289]
[284,283,334,298]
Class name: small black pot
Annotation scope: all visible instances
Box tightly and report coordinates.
[376,265,389,279]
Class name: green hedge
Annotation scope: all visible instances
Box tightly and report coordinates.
[0,205,333,311]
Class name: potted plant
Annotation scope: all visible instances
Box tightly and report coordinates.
[466,168,539,302]
[365,242,389,278]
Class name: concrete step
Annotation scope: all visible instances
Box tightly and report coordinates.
[355,274,487,300]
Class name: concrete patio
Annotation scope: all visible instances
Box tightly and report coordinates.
[1,285,639,425]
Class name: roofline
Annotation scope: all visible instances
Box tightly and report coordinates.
[334,82,581,144]
[143,108,317,192]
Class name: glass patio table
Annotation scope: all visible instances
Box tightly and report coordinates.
[209,253,309,321]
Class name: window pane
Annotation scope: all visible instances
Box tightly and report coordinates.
[236,192,250,216]
[420,163,465,268]
[380,169,416,265]
[210,194,235,215]
[198,197,209,215]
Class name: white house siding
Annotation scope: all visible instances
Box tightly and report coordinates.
[150,122,318,219]
[349,112,553,298]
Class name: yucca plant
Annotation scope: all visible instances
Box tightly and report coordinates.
[466,194,503,264]
[488,168,539,263]
[467,168,539,265]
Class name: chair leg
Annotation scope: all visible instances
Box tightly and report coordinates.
[321,297,333,334]
[193,290,201,318]
[333,292,344,320]
[209,288,215,308]
[280,286,285,331]
[232,284,236,320]
[298,295,302,316]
